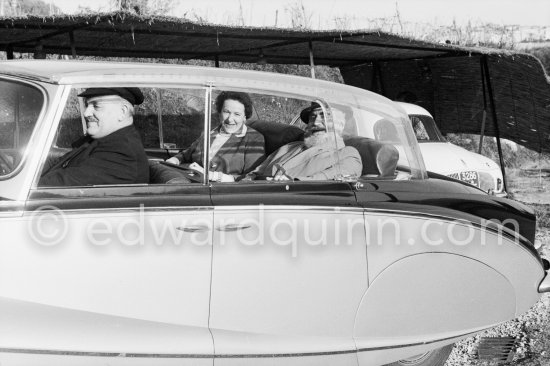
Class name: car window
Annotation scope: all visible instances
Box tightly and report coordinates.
[53,87,207,150]
[208,88,361,183]
[55,89,85,148]
[37,84,426,187]
[409,114,446,142]
[39,86,209,187]
[136,88,206,150]
[411,116,430,141]
[244,92,310,126]
[0,79,44,177]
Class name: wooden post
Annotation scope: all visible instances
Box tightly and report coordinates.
[478,57,487,154]
[69,30,77,58]
[33,43,46,59]
[372,62,385,95]
[371,62,378,92]
[482,55,508,193]
[309,41,315,79]
[6,44,13,59]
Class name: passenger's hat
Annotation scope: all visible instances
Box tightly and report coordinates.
[78,87,144,105]
[300,102,322,122]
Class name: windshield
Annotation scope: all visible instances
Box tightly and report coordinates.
[348,101,427,180]
[0,78,44,177]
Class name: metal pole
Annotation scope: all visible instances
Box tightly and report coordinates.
[482,55,508,193]
[309,41,315,79]
[204,84,213,184]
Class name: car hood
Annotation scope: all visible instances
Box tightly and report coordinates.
[419,142,501,175]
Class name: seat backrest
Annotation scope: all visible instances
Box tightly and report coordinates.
[247,120,304,155]
[248,121,398,178]
[344,136,399,177]
[373,119,400,143]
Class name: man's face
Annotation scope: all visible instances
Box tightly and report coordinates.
[83,95,126,139]
[305,107,326,134]
[304,107,330,148]
[219,99,246,134]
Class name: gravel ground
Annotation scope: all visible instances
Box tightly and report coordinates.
[445,293,550,366]
[445,191,550,365]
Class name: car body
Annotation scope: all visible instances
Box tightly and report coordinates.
[395,102,506,196]
[0,60,548,366]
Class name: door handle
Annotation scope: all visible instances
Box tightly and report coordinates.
[176,225,210,233]
[216,224,252,232]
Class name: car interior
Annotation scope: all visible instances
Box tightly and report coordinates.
[32,87,401,186]
[148,120,399,184]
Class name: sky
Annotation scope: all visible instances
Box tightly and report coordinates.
[49,0,550,28]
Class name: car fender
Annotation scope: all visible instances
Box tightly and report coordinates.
[353,252,515,347]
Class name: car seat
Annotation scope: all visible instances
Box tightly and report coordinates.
[343,136,399,178]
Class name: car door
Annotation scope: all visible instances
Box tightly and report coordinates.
[209,182,367,366]
[0,82,215,365]
[207,91,368,366]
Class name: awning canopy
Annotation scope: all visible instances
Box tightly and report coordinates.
[0,12,474,64]
[1,12,549,157]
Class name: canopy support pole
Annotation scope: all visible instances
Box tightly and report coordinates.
[69,30,77,58]
[309,41,315,79]
[482,55,508,193]
[371,62,385,95]
[6,44,13,59]
[478,58,488,154]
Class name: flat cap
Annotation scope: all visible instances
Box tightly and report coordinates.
[78,87,144,105]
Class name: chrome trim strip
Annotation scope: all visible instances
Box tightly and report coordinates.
[213,205,364,213]
[0,212,23,218]
[0,348,211,358]
[204,84,212,184]
[362,207,541,263]
[19,204,536,253]
[0,332,475,359]
[0,347,355,358]
[363,207,515,233]
[22,206,214,216]
[356,331,477,352]
[215,349,357,358]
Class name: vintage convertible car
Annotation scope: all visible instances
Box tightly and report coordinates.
[0,60,548,366]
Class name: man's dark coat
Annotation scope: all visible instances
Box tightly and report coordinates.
[40,125,149,186]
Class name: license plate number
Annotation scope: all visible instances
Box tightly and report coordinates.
[459,171,479,186]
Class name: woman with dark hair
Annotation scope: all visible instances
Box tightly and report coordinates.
[166,91,265,182]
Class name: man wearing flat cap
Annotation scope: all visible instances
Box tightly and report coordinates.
[40,87,149,186]
[245,102,362,181]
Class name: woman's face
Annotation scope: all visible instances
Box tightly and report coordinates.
[219,99,246,134]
